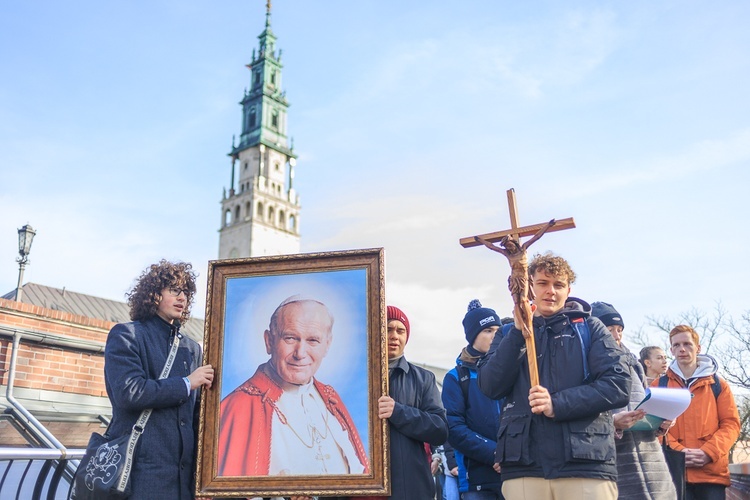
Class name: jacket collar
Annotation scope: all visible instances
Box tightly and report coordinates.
[535,296,592,332]
[389,355,410,375]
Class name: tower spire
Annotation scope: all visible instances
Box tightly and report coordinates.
[218,3,300,259]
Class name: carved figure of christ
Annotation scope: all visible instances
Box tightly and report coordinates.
[459,189,575,387]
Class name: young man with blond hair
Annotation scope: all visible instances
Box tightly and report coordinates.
[477,253,630,500]
[658,324,740,500]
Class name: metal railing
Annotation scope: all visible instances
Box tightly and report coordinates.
[0,448,84,500]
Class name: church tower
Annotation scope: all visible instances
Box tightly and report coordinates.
[218,2,301,259]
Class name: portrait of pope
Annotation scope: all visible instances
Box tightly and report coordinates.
[217,292,370,477]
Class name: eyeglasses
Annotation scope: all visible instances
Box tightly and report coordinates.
[166,287,190,297]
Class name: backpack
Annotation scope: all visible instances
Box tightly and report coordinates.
[466,319,593,397]
[657,371,722,399]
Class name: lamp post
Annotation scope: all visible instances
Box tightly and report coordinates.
[15,224,36,302]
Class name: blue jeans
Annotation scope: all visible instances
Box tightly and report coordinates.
[443,474,460,500]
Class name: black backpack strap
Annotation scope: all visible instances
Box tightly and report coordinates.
[457,364,471,406]
[712,373,722,399]
[658,372,721,399]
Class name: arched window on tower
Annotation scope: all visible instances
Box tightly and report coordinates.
[257,201,264,219]
[249,108,256,128]
[224,209,231,227]
[234,205,241,223]
[278,210,286,229]
[245,202,251,220]
[288,214,296,232]
[268,206,275,224]
[271,110,279,129]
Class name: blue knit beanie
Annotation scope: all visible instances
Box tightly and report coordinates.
[463,299,501,345]
[591,301,624,329]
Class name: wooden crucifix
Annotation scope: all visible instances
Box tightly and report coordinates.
[460,188,576,387]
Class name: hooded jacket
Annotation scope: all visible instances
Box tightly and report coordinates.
[658,354,740,486]
[477,297,631,482]
[442,348,503,494]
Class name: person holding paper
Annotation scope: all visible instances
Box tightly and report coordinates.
[658,324,740,500]
[592,302,676,499]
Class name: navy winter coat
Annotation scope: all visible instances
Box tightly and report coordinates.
[477,298,630,483]
[104,315,202,500]
[442,350,503,494]
[387,356,449,500]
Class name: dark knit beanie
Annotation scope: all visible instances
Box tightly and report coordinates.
[591,301,625,329]
[463,299,501,345]
[387,305,410,343]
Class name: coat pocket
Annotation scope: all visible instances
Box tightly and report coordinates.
[565,414,615,463]
[495,415,532,465]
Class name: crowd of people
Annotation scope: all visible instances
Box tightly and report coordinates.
[83,255,742,500]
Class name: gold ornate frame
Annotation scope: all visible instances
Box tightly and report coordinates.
[195,248,389,498]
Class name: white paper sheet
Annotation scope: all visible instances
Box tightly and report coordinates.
[634,387,692,420]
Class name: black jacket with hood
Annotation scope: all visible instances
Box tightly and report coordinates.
[477,297,631,482]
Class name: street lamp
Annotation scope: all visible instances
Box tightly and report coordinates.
[15,224,36,302]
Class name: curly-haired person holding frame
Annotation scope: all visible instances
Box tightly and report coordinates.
[103,260,214,499]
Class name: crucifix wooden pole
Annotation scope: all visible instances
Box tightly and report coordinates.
[460,189,576,388]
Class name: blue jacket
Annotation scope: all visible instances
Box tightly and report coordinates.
[477,298,631,483]
[442,349,503,494]
[104,315,202,500]
[387,355,449,500]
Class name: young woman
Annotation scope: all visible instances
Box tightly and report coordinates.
[640,345,669,387]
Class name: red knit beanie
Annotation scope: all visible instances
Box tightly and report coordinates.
[386,305,410,343]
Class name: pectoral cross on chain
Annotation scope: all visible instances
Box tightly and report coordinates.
[459,188,576,387]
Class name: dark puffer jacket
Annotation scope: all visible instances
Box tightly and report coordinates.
[477,298,631,482]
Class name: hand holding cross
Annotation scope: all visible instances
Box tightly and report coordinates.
[460,189,575,387]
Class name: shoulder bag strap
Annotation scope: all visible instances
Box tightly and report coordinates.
[115,332,182,493]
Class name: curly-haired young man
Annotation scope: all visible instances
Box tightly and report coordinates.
[103,260,214,499]
[478,253,630,500]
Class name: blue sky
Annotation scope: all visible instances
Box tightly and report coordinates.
[1,1,749,368]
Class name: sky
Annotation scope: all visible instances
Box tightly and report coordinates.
[1,1,749,370]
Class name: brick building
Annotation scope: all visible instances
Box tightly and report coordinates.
[0,283,203,448]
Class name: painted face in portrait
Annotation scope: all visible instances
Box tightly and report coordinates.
[264,300,333,386]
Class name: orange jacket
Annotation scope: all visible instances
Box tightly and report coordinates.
[655,366,740,486]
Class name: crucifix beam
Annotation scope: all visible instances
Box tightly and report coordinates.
[459,217,576,248]
[459,188,576,389]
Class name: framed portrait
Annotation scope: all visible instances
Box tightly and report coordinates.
[196,248,389,498]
